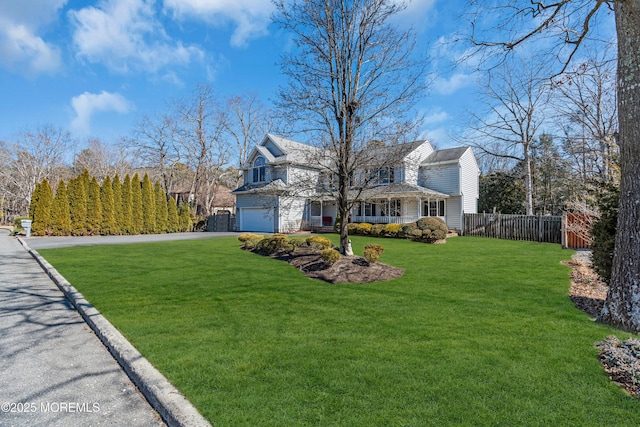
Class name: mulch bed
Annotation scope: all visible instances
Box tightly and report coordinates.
[564,257,608,317]
[565,255,640,397]
[269,247,405,284]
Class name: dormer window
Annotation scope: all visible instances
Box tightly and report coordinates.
[252,156,266,182]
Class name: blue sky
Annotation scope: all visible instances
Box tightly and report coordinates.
[0,0,498,149]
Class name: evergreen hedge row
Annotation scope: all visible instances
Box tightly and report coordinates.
[28,169,193,237]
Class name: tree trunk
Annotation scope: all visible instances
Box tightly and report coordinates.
[523,142,534,215]
[600,0,640,331]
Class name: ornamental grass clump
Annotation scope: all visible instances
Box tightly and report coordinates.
[321,248,341,265]
[363,243,384,264]
[306,236,332,250]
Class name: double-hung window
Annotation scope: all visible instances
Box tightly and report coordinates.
[422,200,445,217]
[252,157,266,182]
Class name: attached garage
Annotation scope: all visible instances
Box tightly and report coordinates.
[240,208,275,233]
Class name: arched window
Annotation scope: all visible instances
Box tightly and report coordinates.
[253,156,266,182]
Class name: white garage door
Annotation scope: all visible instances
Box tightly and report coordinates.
[242,208,275,232]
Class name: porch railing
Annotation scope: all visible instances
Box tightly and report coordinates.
[351,215,421,224]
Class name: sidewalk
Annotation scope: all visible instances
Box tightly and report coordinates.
[0,229,166,427]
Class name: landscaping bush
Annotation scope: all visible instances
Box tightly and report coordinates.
[400,223,417,238]
[414,217,448,243]
[306,236,332,250]
[592,183,619,283]
[363,243,384,264]
[333,212,342,233]
[321,248,341,265]
[410,228,423,239]
[288,236,309,248]
[238,233,264,250]
[370,223,385,237]
[238,233,263,242]
[255,234,293,254]
[416,216,446,232]
[12,216,30,235]
[356,222,372,235]
[347,223,359,234]
[383,223,401,236]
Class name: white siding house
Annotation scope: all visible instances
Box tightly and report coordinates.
[233,134,479,233]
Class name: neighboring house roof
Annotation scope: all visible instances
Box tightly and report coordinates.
[354,182,449,200]
[422,146,470,165]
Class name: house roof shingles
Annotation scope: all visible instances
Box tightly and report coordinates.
[422,146,469,164]
[352,182,449,199]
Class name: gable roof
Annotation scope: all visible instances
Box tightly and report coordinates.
[422,146,470,165]
[365,140,431,163]
[245,134,323,167]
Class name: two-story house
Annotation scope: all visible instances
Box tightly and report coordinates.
[232,134,479,233]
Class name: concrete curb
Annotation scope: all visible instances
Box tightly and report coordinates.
[18,238,212,427]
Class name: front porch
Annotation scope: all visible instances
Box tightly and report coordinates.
[301,192,448,230]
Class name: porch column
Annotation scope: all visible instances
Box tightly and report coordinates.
[387,197,391,223]
[320,200,324,226]
[417,196,422,218]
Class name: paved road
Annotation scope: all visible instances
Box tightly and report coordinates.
[25,231,241,250]
[0,229,166,427]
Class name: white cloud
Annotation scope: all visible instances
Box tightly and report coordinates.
[71,91,132,135]
[392,0,437,31]
[433,73,473,95]
[163,0,273,47]
[0,0,66,75]
[69,0,203,73]
[424,110,449,125]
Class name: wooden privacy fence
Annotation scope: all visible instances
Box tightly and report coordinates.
[464,213,561,244]
[463,213,592,248]
[562,213,592,249]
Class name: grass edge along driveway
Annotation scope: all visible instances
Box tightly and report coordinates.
[39,236,640,426]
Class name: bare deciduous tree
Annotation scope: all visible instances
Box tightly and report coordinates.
[223,93,277,187]
[553,53,618,188]
[174,84,230,217]
[273,0,427,253]
[131,113,181,192]
[466,0,640,331]
[466,59,550,215]
[72,138,134,182]
[0,124,73,218]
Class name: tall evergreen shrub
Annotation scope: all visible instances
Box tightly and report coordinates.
[112,174,124,234]
[121,174,134,234]
[167,196,180,233]
[68,177,88,236]
[154,180,168,233]
[50,180,71,236]
[130,173,143,234]
[141,174,156,234]
[592,183,619,283]
[31,178,53,236]
[101,176,118,235]
[178,202,192,232]
[86,177,102,235]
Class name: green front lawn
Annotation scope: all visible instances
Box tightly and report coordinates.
[39,236,639,426]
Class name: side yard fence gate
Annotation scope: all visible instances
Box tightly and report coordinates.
[463,213,591,249]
